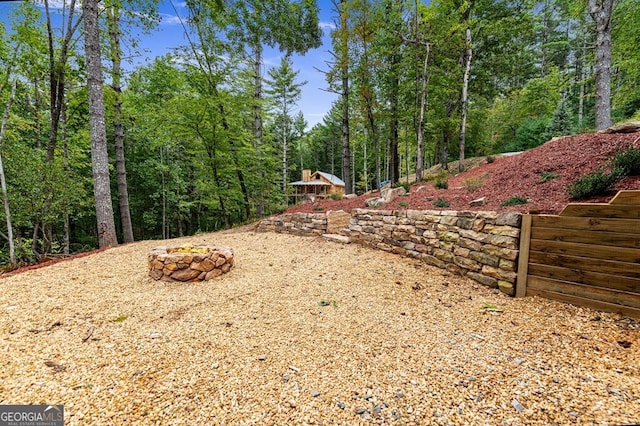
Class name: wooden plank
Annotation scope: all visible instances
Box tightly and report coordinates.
[527,288,640,318]
[516,214,532,298]
[527,276,640,309]
[609,190,640,205]
[528,263,640,294]
[559,204,640,219]
[529,239,640,264]
[532,215,640,234]
[531,227,640,249]
[528,251,640,278]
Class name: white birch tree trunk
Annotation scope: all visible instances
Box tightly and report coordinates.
[0,78,17,268]
[459,28,472,173]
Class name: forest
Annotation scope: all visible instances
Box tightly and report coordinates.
[0,0,638,268]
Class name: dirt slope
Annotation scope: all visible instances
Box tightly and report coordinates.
[285,132,640,215]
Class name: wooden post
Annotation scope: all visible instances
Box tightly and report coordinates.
[516,214,532,298]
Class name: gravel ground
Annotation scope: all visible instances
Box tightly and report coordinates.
[0,231,638,425]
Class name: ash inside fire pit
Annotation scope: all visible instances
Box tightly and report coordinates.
[148,244,234,282]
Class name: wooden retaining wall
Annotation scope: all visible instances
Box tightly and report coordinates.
[516,190,640,318]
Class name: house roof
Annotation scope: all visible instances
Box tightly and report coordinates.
[317,171,345,186]
[290,180,329,186]
[290,171,346,187]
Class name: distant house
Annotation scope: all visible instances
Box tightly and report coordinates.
[290,169,345,202]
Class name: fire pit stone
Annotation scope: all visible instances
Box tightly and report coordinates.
[148,244,234,282]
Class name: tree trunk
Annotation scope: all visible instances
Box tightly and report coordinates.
[442,95,457,170]
[588,0,614,130]
[416,43,430,182]
[252,45,265,217]
[282,113,288,205]
[107,0,134,243]
[389,52,401,184]
[459,28,472,173]
[0,78,17,268]
[62,92,70,255]
[83,0,118,248]
[339,0,352,194]
[160,146,166,239]
[44,0,80,163]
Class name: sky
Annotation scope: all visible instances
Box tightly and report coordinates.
[0,0,339,129]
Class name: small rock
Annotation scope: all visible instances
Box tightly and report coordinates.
[355,407,367,415]
[150,333,162,339]
[514,358,527,365]
[511,398,525,413]
[364,394,373,401]
[552,377,559,384]
[407,407,414,414]
[258,355,266,361]
[395,392,404,398]
[373,406,383,414]
[470,197,486,207]
[337,402,346,410]
[617,340,632,348]
[311,390,320,397]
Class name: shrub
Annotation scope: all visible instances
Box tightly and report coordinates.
[537,170,559,183]
[611,146,640,176]
[330,193,344,201]
[398,201,409,207]
[501,196,528,206]
[463,176,484,192]
[433,197,450,208]
[434,178,448,190]
[567,168,622,199]
[486,155,496,164]
[394,181,411,193]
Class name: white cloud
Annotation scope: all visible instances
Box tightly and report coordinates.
[34,0,79,11]
[319,21,336,31]
[159,13,183,26]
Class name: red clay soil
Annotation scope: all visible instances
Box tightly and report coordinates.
[285,132,640,215]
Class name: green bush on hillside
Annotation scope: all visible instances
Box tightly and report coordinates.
[501,196,528,206]
[394,181,411,193]
[567,168,623,199]
[433,198,450,208]
[611,146,640,176]
[434,178,448,190]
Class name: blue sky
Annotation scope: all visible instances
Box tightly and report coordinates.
[0,0,339,129]
[150,1,339,128]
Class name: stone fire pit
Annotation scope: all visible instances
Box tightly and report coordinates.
[148,244,234,282]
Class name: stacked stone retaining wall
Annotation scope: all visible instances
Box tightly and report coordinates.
[257,212,328,236]
[257,209,522,296]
